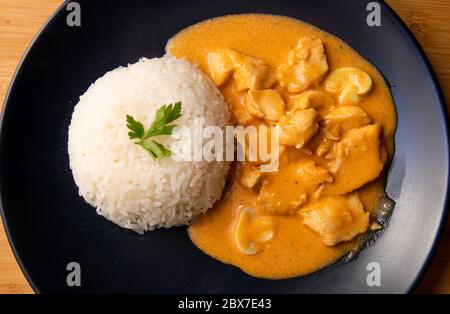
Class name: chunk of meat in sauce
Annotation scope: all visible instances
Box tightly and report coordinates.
[233,55,277,91]
[278,108,320,148]
[236,124,284,164]
[245,89,285,122]
[240,163,263,189]
[322,124,385,196]
[232,101,257,126]
[278,37,329,93]
[207,48,276,91]
[257,160,333,215]
[322,106,372,140]
[301,193,369,246]
[287,90,335,115]
[207,49,240,86]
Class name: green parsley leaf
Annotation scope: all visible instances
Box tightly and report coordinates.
[126,102,182,160]
[144,102,182,139]
[126,115,145,139]
[139,140,172,160]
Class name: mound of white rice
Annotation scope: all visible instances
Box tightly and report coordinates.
[68,55,230,233]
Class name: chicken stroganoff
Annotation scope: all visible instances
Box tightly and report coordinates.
[168,14,396,279]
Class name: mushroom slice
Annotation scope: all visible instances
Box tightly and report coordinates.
[287,90,335,114]
[235,206,275,255]
[325,67,373,106]
[301,193,369,246]
[207,49,240,86]
[338,87,360,106]
[245,89,286,122]
[278,108,320,148]
[322,106,372,140]
[277,36,329,93]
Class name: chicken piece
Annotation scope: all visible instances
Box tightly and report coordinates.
[315,139,335,159]
[232,102,256,126]
[322,124,385,196]
[245,89,285,122]
[322,106,372,140]
[207,49,240,86]
[235,124,285,165]
[233,55,277,92]
[240,163,263,189]
[301,193,369,246]
[278,108,320,148]
[257,160,333,215]
[225,89,258,126]
[207,49,276,91]
[287,90,335,115]
[277,37,329,93]
[235,206,275,255]
[325,67,373,106]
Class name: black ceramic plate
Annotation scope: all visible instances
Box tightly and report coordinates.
[1,0,448,294]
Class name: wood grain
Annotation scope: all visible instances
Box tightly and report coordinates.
[0,0,449,294]
[386,0,450,294]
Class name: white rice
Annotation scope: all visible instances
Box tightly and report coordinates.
[68,55,230,233]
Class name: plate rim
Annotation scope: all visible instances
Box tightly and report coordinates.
[0,0,448,294]
[0,0,70,294]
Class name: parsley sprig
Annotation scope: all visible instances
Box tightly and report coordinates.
[126,102,182,160]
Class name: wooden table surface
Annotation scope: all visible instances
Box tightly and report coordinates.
[1,0,450,294]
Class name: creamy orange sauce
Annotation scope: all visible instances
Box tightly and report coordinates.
[168,14,396,279]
